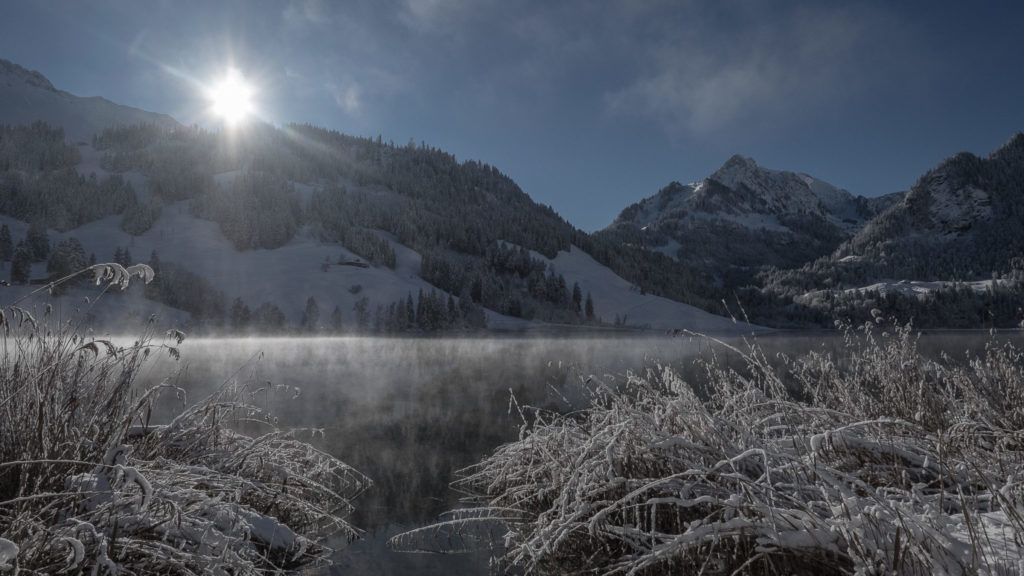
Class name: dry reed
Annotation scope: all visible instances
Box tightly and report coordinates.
[0,263,370,574]
[393,320,1024,575]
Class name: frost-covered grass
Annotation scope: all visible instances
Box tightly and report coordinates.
[0,264,370,574]
[394,321,1024,575]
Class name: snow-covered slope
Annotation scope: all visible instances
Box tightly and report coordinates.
[0,59,179,141]
[758,133,1024,328]
[0,57,758,334]
[702,155,858,223]
[0,141,756,335]
[615,156,885,238]
[599,156,901,290]
[540,246,756,333]
[1,200,759,335]
[0,203,529,333]
[827,132,1024,281]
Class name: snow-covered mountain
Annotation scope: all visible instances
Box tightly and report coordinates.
[758,132,1024,328]
[0,59,179,141]
[0,59,754,336]
[6,57,1020,330]
[598,155,900,291]
[692,155,862,226]
[827,132,1024,280]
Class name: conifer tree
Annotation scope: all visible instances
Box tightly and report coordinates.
[0,224,12,262]
[46,237,87,293]
[302,296,320,332]
[330,305,343,333]
[230,297,251,331]
[253,302,286,332]
[10,240,31,284]
[145,250,162,300]
[447,294,458,327]
[353,297,370,332]
[26,220,49,261]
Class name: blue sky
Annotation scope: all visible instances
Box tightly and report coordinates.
[2,0,1022,231]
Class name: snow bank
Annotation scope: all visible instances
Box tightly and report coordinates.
[540,245,761,335]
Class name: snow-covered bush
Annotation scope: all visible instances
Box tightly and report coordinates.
[0,263,369,574]
[394,321,1024,575]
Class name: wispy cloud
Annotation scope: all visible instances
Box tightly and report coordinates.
[605,3,919,135]
[399,0,458,31]
[282,0,331,28]
[327,81,361,114]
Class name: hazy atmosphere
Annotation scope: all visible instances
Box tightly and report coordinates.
[4,1,1024,574]
[2,0,1023,230]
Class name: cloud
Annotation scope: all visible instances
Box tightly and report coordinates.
[607,52,779,134]
[604,3,918,135]
[398,0,483,34]
[283,0,331,28]
[327,81,361,114]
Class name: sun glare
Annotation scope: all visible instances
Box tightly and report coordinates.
[207,69,254,126]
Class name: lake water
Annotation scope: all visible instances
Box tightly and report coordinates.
[136,330,1019,574]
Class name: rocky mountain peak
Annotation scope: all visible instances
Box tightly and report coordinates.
[708,154,761,189]
[0,58,180,141]
[699,154,859,219]
[0,59,56,92]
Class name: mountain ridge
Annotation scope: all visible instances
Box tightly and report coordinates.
[1,57,1021,330]
[597,154,901,297]
[0,59,750,334]
[754,131,1024,327]
[0,58,180,141]
[0,59,56,91]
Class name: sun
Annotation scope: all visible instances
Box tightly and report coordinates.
[206,69,255,125]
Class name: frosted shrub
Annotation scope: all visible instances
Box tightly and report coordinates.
[394,321,1024,575]
[0,263,369,574]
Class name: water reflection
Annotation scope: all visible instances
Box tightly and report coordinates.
[138,336,703,573]
[135,332,1021,574]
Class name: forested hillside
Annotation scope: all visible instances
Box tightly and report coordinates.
[1,123,133,231]
[4,84,1022,331]
[594,135,1024,329]
[754,133,1024,327]
[87,122,597,325]
[1,118,738,332]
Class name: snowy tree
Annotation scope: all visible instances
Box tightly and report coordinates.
[0,224,11,262]
[447,294,458,326]
[373,304,385,332]
[353,297,370,332]
[10,240,31,284]
[145,250,162,300]
[330,304,343,333]
[190,170,301,250]
[585,292,595,321]
[46,237,87,293]
[122,194,162,236]
[230,297,251,331]
[301,296,320,332]
[252,302,286,332]
[112,246,132,267]
[25,220,49,262]
[508,297,523,318]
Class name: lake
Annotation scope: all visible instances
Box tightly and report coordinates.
[136,330,1019,574]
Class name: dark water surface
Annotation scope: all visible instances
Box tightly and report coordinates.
[135,331,1020,574]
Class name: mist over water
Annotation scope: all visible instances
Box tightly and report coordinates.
[133,331,1020,574]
